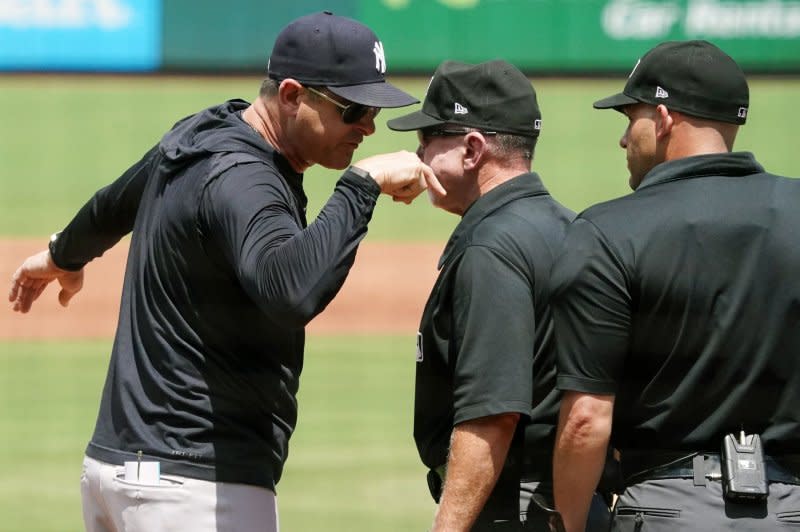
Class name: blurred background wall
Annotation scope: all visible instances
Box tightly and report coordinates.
[2,3,799,531]
[2,0,800,74]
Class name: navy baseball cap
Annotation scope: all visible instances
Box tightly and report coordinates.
[594,40,749,125]
[387,60,542,137]
[267,11,417,108]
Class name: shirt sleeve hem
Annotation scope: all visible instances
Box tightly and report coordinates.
[453,400,531,425]
[556,375,617,395]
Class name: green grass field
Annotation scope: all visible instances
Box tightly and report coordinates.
[0,337,434,532]
[2,75,798,239]
[1,76,799,531]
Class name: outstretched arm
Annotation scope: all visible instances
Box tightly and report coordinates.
[8,145,158,313]
[8,249,84,313]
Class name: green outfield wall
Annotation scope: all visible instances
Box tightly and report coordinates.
[162,0,800,73]
[359,0,800,72]
[3,0,800,73]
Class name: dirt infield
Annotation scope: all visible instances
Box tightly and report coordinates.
[1,239,442,339]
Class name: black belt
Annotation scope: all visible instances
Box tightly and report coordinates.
[623,452,800,486]
[505,451,552,482]
[426,452,553,503]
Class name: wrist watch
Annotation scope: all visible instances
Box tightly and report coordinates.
[348,165,373,180]
[48,231,61,259]
[348,165,380,193]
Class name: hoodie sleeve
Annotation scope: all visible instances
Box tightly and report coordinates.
[200,163,380,328]
[49,145,159,271]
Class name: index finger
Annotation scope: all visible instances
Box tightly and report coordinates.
[8,266,25,303]
[420,164,446,197]
[8,278,19,303]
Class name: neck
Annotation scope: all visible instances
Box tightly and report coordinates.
[454,162,528,216]
[663,117,737,162]
[476,159,529,196]
[243,98,310,173]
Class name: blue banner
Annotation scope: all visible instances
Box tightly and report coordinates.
[0,0,161,70]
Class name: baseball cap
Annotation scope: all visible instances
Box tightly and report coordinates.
[593,40,749,125]
[267,11,417,108]
[387,60,542,137]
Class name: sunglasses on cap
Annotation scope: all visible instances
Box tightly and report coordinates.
[304,86,380,124]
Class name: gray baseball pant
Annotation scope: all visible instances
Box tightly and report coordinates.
[80,455,279,532]
[612,477,800,530]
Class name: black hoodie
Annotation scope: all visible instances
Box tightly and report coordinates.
[52,99,380,489]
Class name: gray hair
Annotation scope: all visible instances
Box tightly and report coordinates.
[489,133,537,162]
[443,127,537,162]
[259,78,280,98]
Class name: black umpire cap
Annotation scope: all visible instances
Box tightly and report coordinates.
[267,11,417,108]
[593,40,749,125]
[387,59,542,137]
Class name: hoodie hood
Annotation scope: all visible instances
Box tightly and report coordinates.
[155,99,304,211]
[159,99,282,168]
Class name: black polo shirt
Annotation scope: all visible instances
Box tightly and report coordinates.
[414,173,574,472]
[553,152,800,454]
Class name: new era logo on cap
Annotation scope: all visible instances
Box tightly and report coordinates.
[655,86,669,98]
[534,119,542,130]
[738,107,748,118]
[454,102,468,114]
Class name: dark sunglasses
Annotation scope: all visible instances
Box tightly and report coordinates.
[304,86,380,124]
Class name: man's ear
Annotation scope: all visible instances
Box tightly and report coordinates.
[277,79,304,117]
[463,132,488,171]
[655,104,673,140]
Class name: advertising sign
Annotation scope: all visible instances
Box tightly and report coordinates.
[6,1,797,73]
[360,0,800,72]
[0,0,161,70]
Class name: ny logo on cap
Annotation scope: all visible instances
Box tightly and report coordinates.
[738,107,748,118]
[454,102,468,114]
[655,86,669,99]
[373,41,386,74]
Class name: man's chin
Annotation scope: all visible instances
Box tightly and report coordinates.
[319,157,353,171]
[319,151,356,171]
[321,162,350,170]
[428,192,461,216]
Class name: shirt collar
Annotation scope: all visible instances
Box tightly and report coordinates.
[637,152,765,191]
[438,172,549,269]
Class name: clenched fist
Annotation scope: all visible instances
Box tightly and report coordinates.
[353,151,446,204]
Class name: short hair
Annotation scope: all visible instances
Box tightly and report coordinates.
[259,78,280,98]
[488,133,537,162]
[425,126,538,162]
